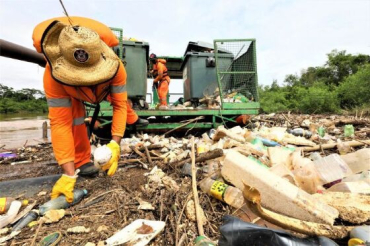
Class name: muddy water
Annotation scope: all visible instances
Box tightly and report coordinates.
[0,115,51,149]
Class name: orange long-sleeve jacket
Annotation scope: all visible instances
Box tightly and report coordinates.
[33,17,127,165]
[153,59,169,83]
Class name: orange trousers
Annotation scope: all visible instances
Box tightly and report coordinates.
[70,98,91,169]
[158,80,169,106]
[126,101,139,124]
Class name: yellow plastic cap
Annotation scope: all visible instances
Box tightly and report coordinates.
[348,238,365,246]
[22,200,29,206]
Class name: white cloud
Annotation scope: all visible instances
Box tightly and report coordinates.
[0,0,369,92]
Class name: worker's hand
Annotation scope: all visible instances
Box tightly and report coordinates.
[102,140,120,176]
[51,172,78,203]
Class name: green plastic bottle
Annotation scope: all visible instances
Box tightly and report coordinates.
[195,236,215,246]
[318,127,325,137]
[344,125,355,137]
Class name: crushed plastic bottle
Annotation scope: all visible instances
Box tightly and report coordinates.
[313,154,353,185]
[287,128,312,138]
[39,189,88,215]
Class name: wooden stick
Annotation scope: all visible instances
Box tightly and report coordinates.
[42,121,48,139]
[175,193,192,246]
[174,148,223,167]
[138,144,163,151]
[302,139,370,152]
[163,116,204,136]
[131,147,147,160]
[191,137,204,236]
[30,218,44,246]
[144,146,153,164]
[83,189,123,205]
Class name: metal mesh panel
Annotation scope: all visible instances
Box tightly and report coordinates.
[214,39,258,102]
[110,27,123,59]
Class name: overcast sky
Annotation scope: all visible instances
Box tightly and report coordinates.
[1,0,369,94]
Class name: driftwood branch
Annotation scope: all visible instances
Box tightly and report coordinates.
[302,140,370,152]
[163,116,204,136]
[173,148,224,168]
[191,137,204,236]
[144,146,153,165]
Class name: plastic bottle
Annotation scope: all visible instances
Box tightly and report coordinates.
[208,129,216,139]
[203,160,220,179]
[337,139,351,155]
[340,148,370,174]
[318,126,325,137]
[350,226,370,244]
[344,124,355,138]
[313,154,353,185]
[181,163,200,177]
[309,152,322,161]
[12,210,39,232]
[194,235,216,246]
[0,201,22,229]
[199,178,244,209]
[39,189,88,215]
[0,197,28,215]
[287,128,312,138]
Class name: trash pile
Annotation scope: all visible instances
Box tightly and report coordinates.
[0,142,57,182]
[0,113,369,245]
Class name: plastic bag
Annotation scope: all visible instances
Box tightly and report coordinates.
[219,215,338,246]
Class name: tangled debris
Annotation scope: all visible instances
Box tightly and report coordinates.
[0,113,369,245]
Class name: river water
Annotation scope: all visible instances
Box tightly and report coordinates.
[0,113,50,149]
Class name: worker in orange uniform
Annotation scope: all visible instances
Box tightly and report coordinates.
[150,53,170,109]
[33,18,128,203]
[33,17,148,129]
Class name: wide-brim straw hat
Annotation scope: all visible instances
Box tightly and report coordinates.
[41,21,119,86]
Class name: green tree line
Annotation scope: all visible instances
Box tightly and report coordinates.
[0,84,48,113]
[259,50,370,114]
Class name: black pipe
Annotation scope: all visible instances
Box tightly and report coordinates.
[0,39,46,67]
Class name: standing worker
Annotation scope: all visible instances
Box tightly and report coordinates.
[150,53,170,109]
[33,18,127,203]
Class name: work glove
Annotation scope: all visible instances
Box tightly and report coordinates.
[101,140,120,176]
[51,170,79,203]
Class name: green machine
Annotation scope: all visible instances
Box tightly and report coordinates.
[91,38,260,135]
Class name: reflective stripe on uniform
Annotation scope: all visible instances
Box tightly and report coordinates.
[111,84,126,93]
[73,117,85,126]
[47,98,71,107]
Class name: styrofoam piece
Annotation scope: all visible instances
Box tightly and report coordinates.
[106,219,165,246]
[221,150,339,225]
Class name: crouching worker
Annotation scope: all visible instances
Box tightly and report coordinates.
[33,20,126,202]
